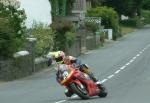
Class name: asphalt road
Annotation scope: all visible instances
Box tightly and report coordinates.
[0,25,150,103]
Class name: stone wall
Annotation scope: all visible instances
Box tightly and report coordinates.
[65,36,81,57]
[0,60,13,80]
[35,57,48,72]
[0,56,48,81]
[86,31,96,50]
[0,54,32,81]
[78,29,87,53]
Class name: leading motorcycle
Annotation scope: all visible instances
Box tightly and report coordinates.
[56,63,108,99]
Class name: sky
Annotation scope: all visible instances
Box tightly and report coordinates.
[19,0,52,28]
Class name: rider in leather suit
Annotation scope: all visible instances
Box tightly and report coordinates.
[47,51,99,97]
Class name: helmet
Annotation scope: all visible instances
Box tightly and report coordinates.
[63,56,71,65]
[54,51,65,62]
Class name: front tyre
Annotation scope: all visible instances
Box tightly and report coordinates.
[98,84,108,97]
[70,83,90,99]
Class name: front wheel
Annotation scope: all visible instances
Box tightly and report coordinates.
[98,84,108,97]
[70,83,90,99]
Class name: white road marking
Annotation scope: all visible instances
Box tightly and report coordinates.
[107,75,114,79]
[115,70,121,74]
[100,79,108,83]
[120,66,126,70]
[55,100,66,103]
[132,56,137,60]
[125,62,130,66]
[129,59,134,63]
[136,54,140,57]
[71,95,78,98]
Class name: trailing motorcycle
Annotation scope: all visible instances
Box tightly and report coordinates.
[56,64,107,99]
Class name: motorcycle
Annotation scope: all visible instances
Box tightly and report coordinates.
[56,63,108,99]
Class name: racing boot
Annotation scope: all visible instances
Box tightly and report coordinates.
[88,72,104,89]
[64,89,74,97]
[88,72,98,82]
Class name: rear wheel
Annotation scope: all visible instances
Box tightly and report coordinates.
[70,83,90,99]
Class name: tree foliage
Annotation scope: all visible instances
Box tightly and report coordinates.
[142,0,150,10]
[31,23,55,56]
[141,10,150,24]
[51,19,76,51]
[0,2,26,59]
[49,0,74,18]
[103,0,143,17]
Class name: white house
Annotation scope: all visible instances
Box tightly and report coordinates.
[19,0,52,28]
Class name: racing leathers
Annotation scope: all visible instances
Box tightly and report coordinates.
[63,56,98,82]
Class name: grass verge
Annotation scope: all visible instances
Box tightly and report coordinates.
[120,25,136,35]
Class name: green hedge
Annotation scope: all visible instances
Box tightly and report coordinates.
[51,19,76,51]
[86,6,121,40]
[84,22,99,32]
[120,17,144,28]
[120,19,137,27]
[141,10,150,24]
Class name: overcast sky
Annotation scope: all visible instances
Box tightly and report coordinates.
[19,0,52,28]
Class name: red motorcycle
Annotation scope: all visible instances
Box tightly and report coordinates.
[56,64,107,99]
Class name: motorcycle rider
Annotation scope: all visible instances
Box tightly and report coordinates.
[47,51,99,97]
[47,51,98,82]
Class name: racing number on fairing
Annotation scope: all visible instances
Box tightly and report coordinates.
[62,71,69,79]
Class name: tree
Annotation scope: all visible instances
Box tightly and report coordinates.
[0,17,15,58]
[31,23,55,56]
[126,0,143,17]
[103,0,126,16]
[51,19,76,51]
[0,1,26,59]
[103,0,143,17]
[142,0,150,10]
[49,0,74,18]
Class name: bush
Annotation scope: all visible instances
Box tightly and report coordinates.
[65,31,75,47]
[31,23,55,57]
[0,1,26,59]
[141,10,150,24]
[142,0,150,10]
[0,18,15,58]
[84,22,99,32]
[86,6,120,40]
[120,19,137,27]
[51,19,76,51]
[120,16,144,28]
